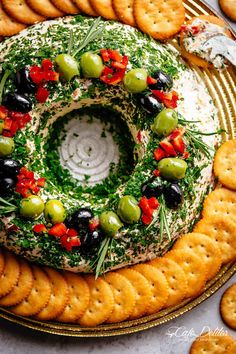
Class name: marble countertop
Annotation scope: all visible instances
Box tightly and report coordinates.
[0,1,235,353]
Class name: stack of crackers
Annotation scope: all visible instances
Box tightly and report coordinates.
[0,0,185,40]
[0,140,235,327]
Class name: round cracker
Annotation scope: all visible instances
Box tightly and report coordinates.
[56,272,89,322]
[180,15,232,68]
[26,0,64,18]
[149,257,187,307]
[79,275,114,327]
[0,249,5,276]
[165,249,207,298]
[10,265,51,317]
[133,0,185,40]
[0,251,20,298]
[117,268,152,319]
[89,0,117,20]
[0,3,26,36]
[214,140,236,190]
[133,264,169,315]
[104,272,136,323]
[0,259,33,307]
[113,0,136,27]
[220,283,236,330]
[51,0,80,14]
[173,233,222,281]
[225,340,236,354]
[202,188,236,222]
[194,216,236,264]
[2,0,45,25]
[35,267,69,321]
[190,331,234,354]
[219,0,236,21]
[73,0,98,16]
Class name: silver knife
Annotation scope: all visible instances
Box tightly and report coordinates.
[199,34,236,67]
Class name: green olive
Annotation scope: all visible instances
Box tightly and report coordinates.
[0,136,15,157]
[0,120,4,134]
[152,109,178,136]
[80,52,104,78]
[157,158,187,180]
[123,68,148,93]
[44,199,66,224]
[117,195,141,224]
[55,54,80,81]
[99,211,123,237]
[20,195,45,219]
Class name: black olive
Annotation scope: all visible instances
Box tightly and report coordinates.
[65,208,94,230]
[141,178,164,198]
[0,158,20,178]
[80,230,103,253]
[16,67,37,93]
[148,70,173,91]
[163,183,183,209]
[140,95,164,115]
[0,177,16,197]
[3,93,32,113]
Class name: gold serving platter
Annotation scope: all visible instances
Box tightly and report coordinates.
[0,0,235,337]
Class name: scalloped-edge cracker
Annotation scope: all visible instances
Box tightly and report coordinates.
[0,251,20,298]
[149,257,187,307]
[194,216,236,264]
[133,0,185,40]
[104,272,136,323]
[73,0,97,16]
[79,275,114,327]
[89,0,117,20]
[56,272,89,322]
[35,267,69,321]
[10,265,51,317]
[165,249,207,298]
[0,3,26,36]
[190,331,234,354]
[214,140,236,190]
[0,259,33,307]
[173,233,222,281]
[113,0,136,27]
[26,0,64,18]
[220,283,236,330]
[2,0,45,25]
[117,268,152,319]
[133,264,169,314]
[51,0,80,14]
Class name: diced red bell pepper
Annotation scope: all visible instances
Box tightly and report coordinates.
[154,147,166,161]
[172,135,186,154]
[15,186,31,198]
[48,223,67,237]
[30,65,44,85]
[108,49,123,62]
[183,151,190,159]
[3,117,13,131]
[139,196,153,217]
[42,58,53,71]
[66,228,78,237]
[60,234,81,251]
[100,48,110,62]
[37,177,46,187]
[20,167,34,179]
[30,185,41,194]
[89,218,100,232]
[160,140,177,156]
[33,224,47,234]
[148,197,159,209]
[137,131,142,143]
[169,127,185,140]
[147,76,157,85]
[141,214,153,225]
[111,61,126,70]
[121,55,129,67]
[2,131,12,137]
[153,169,160,177]
[152,90,179,109]
[36,86,50,103]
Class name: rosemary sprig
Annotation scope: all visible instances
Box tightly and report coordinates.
[73,17,105,57]
[68,29,74,56]
[185,129,213,159]
[0,197,18,215]
[91,236,112,278]
[0,70,11,104]
[187,128,226,136]
[159,196,171,243]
